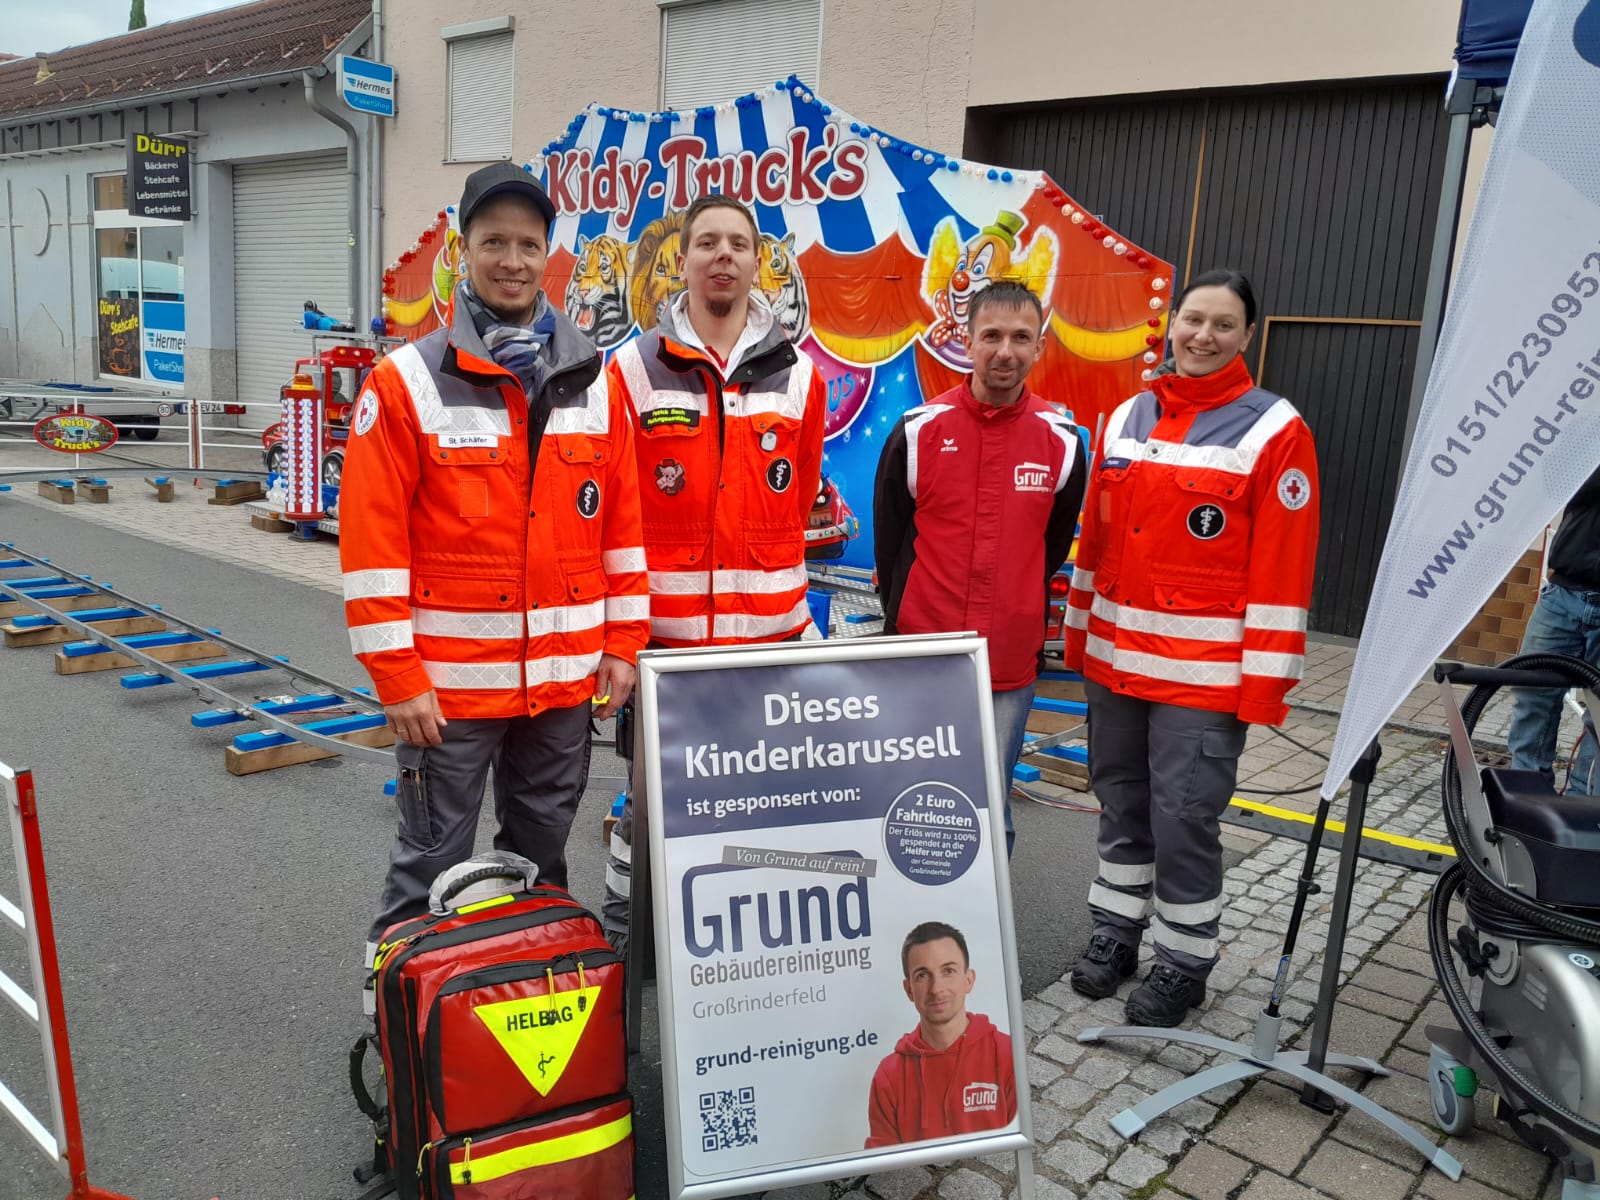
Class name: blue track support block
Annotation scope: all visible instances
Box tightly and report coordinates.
[0,559,30,568]
[1013,763,1041,783]
[193,693,345,727]
[14,606,140,630]
[1033,697,1087,716]
[0,485,10,493]
[9,585,96,600]
[46,480,75,489]
[845,612,877,624]
[1038,744,1089,765]
[5,576,69,588]
[120,659,270,688]
[88,478,107,486]
[354,686,372,696]
[62,631,202,657]
[1037,668,1085,682]
[230,711,387,752]
[383,779,397,796]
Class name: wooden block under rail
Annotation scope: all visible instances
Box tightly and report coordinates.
[80,480,112,503]
[55,639,227,676]
[37,480,75,504]
[145,477,175,502]
[6,615,165,648]
[225,724,395,776]
[208,479,265,505]
[0,593,111,620]
[1018,751,1090,792]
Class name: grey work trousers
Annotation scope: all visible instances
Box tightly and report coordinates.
[368,703,593,943]
[1084,679,1247,978]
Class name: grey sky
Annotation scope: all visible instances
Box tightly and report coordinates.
[5,1,246,58]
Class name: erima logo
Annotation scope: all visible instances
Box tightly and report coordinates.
[941,437,959,453]
[1014,462,1051,492]
[963,1082,999,1113]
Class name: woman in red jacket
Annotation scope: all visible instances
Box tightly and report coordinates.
[1062,270,1320,1027]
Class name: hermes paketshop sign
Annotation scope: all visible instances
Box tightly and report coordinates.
[127,132,193,220]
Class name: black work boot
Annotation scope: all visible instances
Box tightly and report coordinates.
[1124,963,1207,1026]
[1070,933,1139,999]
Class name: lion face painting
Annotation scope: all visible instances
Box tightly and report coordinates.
[628,210,687,332]
[565,234,632,349]
[757,231,809,340]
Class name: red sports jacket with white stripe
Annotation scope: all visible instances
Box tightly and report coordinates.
[1063,360,1319,725]
[339,299,650,719]
[875,384,1087,690]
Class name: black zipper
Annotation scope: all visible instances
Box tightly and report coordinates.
[426,1091,633,1195]
[422,949,622,1131]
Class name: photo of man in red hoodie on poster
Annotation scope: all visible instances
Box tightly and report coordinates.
[865,921,1018,1148]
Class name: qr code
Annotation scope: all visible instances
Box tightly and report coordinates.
[699,1086,757,1152]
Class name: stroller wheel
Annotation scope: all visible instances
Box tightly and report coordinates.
[1429,1044,1477,1135]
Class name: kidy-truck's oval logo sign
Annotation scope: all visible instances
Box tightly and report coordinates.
[33,412,119,453]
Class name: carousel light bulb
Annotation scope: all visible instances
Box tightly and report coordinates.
[1153,278,1168,290]
[1149,296,1165,310]
[1143,351,1158,363]
[1103,235,1116,248]
[1071,211,1085,225]
[1142,369,1155,381]
[1114,242,1128,255]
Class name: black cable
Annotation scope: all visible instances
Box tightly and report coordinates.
[1268,722,1332,762]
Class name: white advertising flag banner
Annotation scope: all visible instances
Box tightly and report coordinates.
[1325,0,1600,796]
[640,637,1031,1198]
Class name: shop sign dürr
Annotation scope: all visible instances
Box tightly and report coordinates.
[33,413,119,453]
[127,133,192,220]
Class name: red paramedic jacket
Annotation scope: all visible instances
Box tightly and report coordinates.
[1063,356,1320,725]
[874,383,1087,690]
[864,1012,1017,1148]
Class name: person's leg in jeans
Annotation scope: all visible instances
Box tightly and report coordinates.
[991,683,1037,857]
[1509,581,1592,783]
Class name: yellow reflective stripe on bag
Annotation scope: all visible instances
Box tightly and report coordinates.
[449,1113,633,1184]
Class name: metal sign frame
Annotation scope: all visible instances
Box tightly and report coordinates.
[639,634,1035,1199]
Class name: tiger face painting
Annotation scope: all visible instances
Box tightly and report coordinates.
[628,210,687,332]
[757,231,809,341]
[565,234,632,349]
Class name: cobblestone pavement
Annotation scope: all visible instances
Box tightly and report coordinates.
[0,476,1576,1200]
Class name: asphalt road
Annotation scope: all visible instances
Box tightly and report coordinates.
[0,500,1097,1200]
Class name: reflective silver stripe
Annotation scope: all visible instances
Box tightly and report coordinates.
[1242,650,1304,679]
[1103,398,1300,477]
[1102,396,1137,445]
[423,660,523,690]
[1065,605,1090,631]
[649,570,711,595]
[1155,895,1224,925]
[1088,882,1153,920]
[651,614,710,641]
[1152,917,1219,960]
[603,546,647,574]
[712,597,812,642]
[1235,398,1300,460]
[524,651,602,686]
[391,342,510,438]
[902,404,953,501]
[604,864,631,897]
[615,343,665,418]
[609,831,631,864]
[412,608,525,640]
[344,568,410,600]
[712,564,807,595]
[1091,593,1244,642]
[1070,569,1094,591]
[349,620,414,655]
[543,377,610,435]
[1098,858,1155,887]
[1245,603,1309,633]
[1084,634,1242,687]
[527,599,606,637]
[606,594,650,623]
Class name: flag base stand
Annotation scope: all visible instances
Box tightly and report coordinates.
[1078,740,1462,1181]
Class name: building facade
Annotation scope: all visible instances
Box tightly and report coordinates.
[0,0,384,422]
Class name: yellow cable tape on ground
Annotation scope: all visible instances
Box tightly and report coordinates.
[1228,797,1455,858]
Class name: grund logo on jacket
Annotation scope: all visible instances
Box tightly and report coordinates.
[1014,462,1051,492]
[963,1081,1000,1113]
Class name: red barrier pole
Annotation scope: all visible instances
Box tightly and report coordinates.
[12,769,136,1200]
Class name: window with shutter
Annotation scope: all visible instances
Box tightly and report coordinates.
[445,28,514,162]
[660,0,822,111]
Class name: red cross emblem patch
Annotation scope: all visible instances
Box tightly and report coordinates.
[1277,468,1311,511]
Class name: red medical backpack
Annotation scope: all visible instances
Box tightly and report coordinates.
[352,886,631,1199]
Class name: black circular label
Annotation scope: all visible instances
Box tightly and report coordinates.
[1186,503,1225,539]
[576,479,601,519]
[766,457,794,493]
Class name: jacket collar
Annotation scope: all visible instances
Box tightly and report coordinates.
[1149,354,1255,417]
[653,292,796,386]
[441,289,601,399]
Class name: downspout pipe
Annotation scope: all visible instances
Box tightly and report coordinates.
[302,68,363,328]
[370,0,384,319]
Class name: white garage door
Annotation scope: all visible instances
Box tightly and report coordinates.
[233,154,348,430]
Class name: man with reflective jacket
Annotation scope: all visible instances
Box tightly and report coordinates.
[600,194,827,953]
[343,163,650,1008]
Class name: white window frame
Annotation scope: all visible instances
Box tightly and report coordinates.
[658,0,823,112]
[442,17,516,164]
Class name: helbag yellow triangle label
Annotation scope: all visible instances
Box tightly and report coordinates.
[474,986,601,1095]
